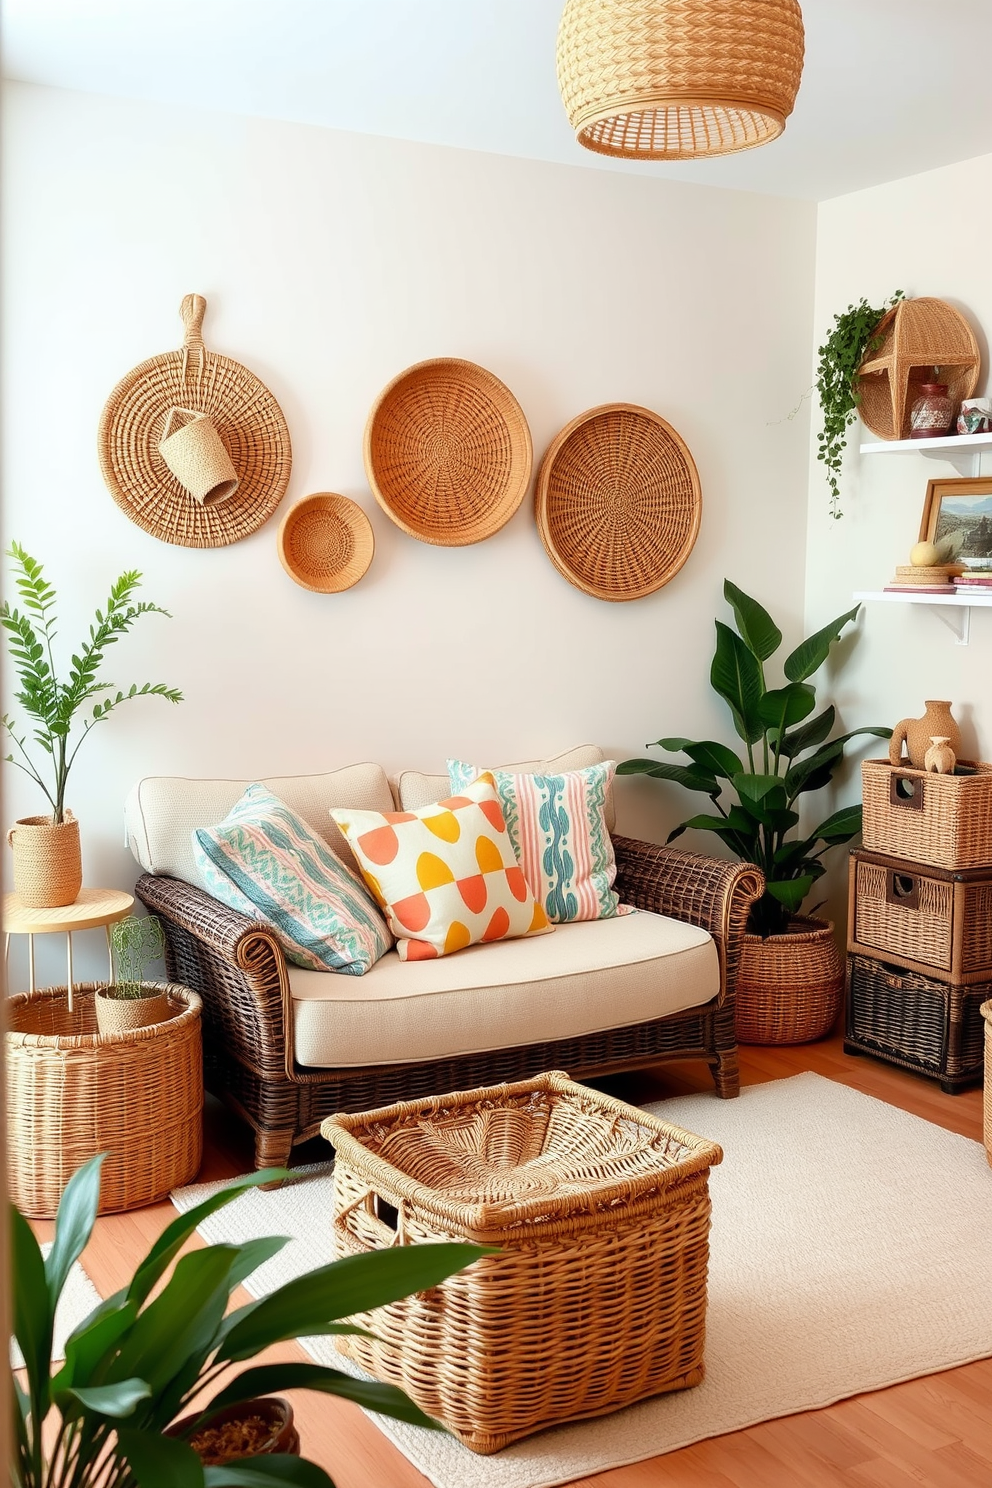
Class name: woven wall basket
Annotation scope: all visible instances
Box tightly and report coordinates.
[856,298,981,441]
[535,403,701,601]
[556,0,805,160]
[278,493,375,593]
[98,295,292,548]
[364,358,533,546]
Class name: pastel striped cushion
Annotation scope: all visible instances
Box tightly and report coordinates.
[193,784,393,974]
[447,759,630,924]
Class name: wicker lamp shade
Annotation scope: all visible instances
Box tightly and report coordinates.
[856,298,981,441]
[364,358,533,546]
[278,493,374,593]
[99,295,292,548]
[535,404,701,601]
[556,0,804,160]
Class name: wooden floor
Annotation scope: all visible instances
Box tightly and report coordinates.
[32,1034,991,1488]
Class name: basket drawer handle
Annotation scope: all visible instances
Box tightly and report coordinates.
[885,871,919,911]
[335,1189,407,1247]
[889,773,925,812]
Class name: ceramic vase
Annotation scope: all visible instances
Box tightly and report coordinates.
[889,701,961,770]
[924,735,957,774]
[910,382,954,438]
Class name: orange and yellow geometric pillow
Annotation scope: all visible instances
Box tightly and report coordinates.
[330,772,552,961]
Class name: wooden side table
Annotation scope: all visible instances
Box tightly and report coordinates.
[3,888,135,1008]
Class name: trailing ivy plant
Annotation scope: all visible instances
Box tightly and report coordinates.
[618,581,892,938]
[816,289,903,519]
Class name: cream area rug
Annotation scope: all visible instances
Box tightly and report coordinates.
[171,1073,992,1488]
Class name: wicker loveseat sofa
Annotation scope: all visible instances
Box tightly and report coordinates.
[125,745,763,1170]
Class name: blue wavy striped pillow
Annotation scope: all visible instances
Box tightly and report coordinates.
[192,784,393,974]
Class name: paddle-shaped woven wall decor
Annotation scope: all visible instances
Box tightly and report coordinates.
[98,295,292,548]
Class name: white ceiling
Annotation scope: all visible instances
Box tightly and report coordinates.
[4,0,992,202]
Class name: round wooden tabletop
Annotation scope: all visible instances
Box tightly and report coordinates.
[3,887,135,936]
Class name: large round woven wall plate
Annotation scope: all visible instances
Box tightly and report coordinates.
[535,404,701,601]
[98,295,292,549]
[277,493,374,593]
[363,358,533,546]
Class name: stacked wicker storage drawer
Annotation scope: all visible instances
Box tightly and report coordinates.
[847,760,992,1093]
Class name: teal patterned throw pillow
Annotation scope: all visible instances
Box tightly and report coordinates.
[193,784,393,974]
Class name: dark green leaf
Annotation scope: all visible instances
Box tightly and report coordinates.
[765,876,816,912]
[46,1153,104,1316]
[777,705,836,759]
[616,759,720,794]
[710,622,765,744]
[732,773,781,806]
[64,1378,151,1418]
[112,1247,242,1391]
[11,1204,51,1416]
[207,1361,442,1431]
[784,740,844,799]
[811,804,863,842]
[668,813,755,859]
[204,1458,335,1488]
[678,741,745,778]
[55,1299,138,1392]
[117,1426,205,1488]
[783,606,860,682]
[723,580,782,661]
[757,683,816,733]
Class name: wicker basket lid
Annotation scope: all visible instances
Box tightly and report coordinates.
[535,404,701,601]
[857,298,980,441]
[363,358,533,546]
[277,493,374,593]
[98,295,292,548]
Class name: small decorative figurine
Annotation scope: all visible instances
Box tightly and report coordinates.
[924,736,957,775]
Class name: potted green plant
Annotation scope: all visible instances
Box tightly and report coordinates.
[618,580,891,1043]
[815,289,902,519]
[94,915,173,1035]
[11,1153,489,1487]
[2,543,182,908]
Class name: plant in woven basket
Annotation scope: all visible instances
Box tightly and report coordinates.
[11,1153,488,1488]
[618,580,892,938]
[1,543,182,824]
[815,289,903,519]
[108,915,167,1000]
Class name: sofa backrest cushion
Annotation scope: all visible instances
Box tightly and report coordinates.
[125,763,394,886]
[396,745,616,833]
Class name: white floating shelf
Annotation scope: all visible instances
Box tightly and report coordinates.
[854,588,992,646]
[859,431,992,475]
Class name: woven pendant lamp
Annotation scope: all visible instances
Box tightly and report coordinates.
[557,0,805,160]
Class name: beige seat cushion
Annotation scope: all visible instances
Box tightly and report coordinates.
[290,911,716,1068]
[395,744,616,833]
[124,764,394,884]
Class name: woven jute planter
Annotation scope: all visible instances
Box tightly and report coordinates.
[5,981,202,1217]
[982,1001,992,1169]
[6,812,82,908]
[94,986,174,1036]
[736,916,843,1045]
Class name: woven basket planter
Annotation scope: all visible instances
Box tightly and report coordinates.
[6,982,203,1217]
[7,813,82,908]
[982,1001,992,1168]
[323,1070,721,1454]
[736,916,843,1045]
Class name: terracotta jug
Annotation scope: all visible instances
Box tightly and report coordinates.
[889,701,961,770]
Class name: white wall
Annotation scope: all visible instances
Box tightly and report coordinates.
[2,82,815,984]
[806,153,992,927]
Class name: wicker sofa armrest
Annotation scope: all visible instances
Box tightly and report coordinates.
[134,872,297,1081]
[612,837,763,1007]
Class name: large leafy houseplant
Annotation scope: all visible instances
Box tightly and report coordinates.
[11,1155,487,1488]
[1,543,182,823]
[618,581,891,938]
[815,289,902,520]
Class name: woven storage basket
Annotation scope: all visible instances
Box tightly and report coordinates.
[322,1070,721,1454]
[535,404,701,601]
[982,1001,992,1167]
[5,982,203,1217]
[856,298,980,441]
[736,917,843,1045]
[556,0,804,160]
[861,759,992,871]
[848,849,992,985]
[277,493,374,593]
[364,359,532,546]
[845,955,988,1095]
[6,812,82,908]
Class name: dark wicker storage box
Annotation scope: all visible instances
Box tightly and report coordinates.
[861,759,992,871]
[848,849,992,985]
[844,953,989,1093]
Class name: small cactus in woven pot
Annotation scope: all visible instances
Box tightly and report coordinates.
[94,915,172,1035]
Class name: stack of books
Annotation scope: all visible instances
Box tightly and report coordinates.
[953,571,992,592]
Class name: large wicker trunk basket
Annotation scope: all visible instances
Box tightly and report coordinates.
[848,848,992,984]
[5,982,203,1217]
[845,954,988,1094]
[321,1070,722,1454]
[861,759,992,871]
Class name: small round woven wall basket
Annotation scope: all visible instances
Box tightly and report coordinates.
[535,404,701,601]
[278,493,375,593]
[735,917,843,1046]
[98,295,292,548]
[856,298,980,441]
[363,358,533,546]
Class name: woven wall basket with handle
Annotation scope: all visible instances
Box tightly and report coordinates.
[98,295,292,548]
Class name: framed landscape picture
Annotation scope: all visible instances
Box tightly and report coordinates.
[919,476,992,571]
